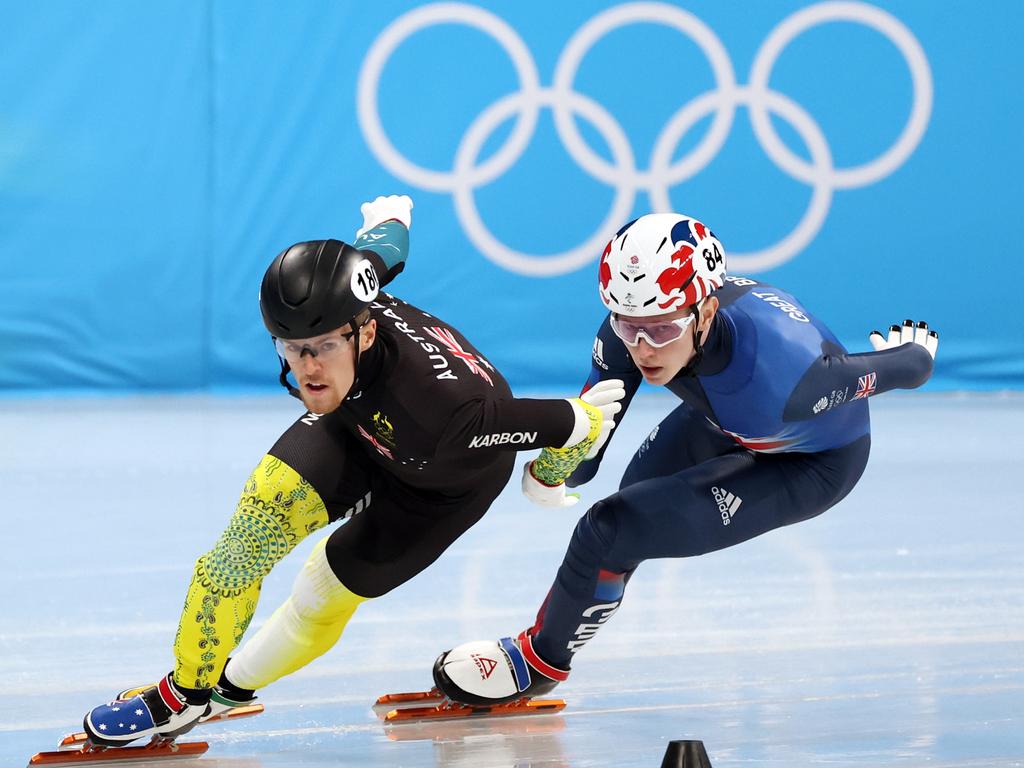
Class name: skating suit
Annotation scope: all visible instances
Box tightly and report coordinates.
[530,275,934,668]
[171,238,578,690]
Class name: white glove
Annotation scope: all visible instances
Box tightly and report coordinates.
[868,319,938,359]
[356,194,413,238]
[521,460,581,508]
[572,378,626,459]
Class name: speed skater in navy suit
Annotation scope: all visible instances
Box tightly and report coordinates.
[430,212,939,704]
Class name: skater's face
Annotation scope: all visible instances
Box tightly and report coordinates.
[281,317,377,413]
[620,297,718,385]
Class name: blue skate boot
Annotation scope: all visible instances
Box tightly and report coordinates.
[111,665,257,725]
[83,673,208,747]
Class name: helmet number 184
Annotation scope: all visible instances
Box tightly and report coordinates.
[351,260,380,302]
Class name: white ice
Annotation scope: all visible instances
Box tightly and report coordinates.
[1,393,1021,767]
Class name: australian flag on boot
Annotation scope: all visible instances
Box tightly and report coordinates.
[84,673,202,746]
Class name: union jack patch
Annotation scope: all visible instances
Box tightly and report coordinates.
[424,326,494,386]
[357,424,394,460]
[854,372,877,400]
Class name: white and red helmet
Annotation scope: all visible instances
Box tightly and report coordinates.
[598,213,726,317]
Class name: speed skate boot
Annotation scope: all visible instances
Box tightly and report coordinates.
[204,666,258,720]
[433,629,570,706]
[83,673,207,747]
[113,662,257,724]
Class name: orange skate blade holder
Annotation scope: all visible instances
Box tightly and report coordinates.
[375,688,443,706]
[202,703,264,724]
[57,704,264,749]
[31,740,209,765]
[383,696,566,723]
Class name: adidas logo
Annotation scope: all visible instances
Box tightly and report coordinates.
[592,337,608,370]
[711,486,742,526]
[471,654,498,680]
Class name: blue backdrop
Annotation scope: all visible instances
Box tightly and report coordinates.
[1,1,1021,394]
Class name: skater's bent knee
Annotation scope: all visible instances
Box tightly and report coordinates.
[291,538,368,621]
[572,497,623,558]
[199,455,331,592]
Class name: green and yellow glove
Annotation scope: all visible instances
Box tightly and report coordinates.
[522,378,626,508]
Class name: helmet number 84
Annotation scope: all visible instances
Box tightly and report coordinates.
[703,243,724,272]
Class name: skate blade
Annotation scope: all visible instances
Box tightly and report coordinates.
[30,741,208,766]
[57,704,263,749]
[383,697,566,723]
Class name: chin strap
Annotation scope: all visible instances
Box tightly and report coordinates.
[679,300,706,378]
[277,358,303,400]
[344,332,363,402]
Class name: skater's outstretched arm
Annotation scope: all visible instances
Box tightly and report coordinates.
[783,320,938,422]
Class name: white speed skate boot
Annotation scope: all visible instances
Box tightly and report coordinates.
[433,630,570,706]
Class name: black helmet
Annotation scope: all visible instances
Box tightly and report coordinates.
[260,239,378,340]
[260,238,381,399]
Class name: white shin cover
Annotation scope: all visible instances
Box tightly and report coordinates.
[226,537,366,690]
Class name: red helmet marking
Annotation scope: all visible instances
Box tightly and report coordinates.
[657,296,689,310]
[693,221,707,239]
[656,244,695,298]
[671,243,693,265]
[599,240,612,290]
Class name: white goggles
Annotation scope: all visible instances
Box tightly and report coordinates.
[609,313,696,348]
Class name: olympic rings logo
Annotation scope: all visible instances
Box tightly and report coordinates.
[357,2,932,276]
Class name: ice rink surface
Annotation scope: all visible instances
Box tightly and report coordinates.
[1,393,1021,767]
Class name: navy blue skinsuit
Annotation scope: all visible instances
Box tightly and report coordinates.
[529,275,934,669]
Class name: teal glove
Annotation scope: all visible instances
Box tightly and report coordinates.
[353,195,413,285]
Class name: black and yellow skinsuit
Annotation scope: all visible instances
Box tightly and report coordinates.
[171,224,599,695]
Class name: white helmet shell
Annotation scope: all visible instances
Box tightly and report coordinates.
[598,213,726,317]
